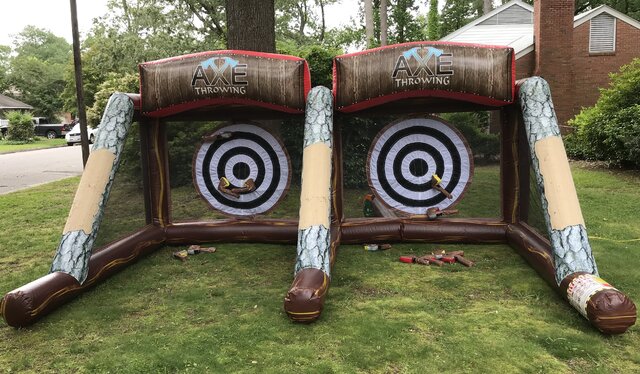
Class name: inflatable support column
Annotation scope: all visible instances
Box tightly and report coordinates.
[284,87,333,322]
[1,93,166,327]
[50,93,135,283]
[518,77,636,334]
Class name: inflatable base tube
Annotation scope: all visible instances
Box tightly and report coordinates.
[284,268,329,322]
[165,220,298,245]
[507,223,636,334]
[340,218,508,244]
[1,225,164,327]
[561,273,636,335]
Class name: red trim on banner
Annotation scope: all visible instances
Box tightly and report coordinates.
[138,64,145,113]
[143,98,304,118]
[511,51,516,101]
[125,93,141,110]
[335,41,513,59]
[302,60,312,101]
[332,41,516,112]
[140,50,306,67]
[138,50,311,116]
[337,89,512,113]
[331,59,338,107]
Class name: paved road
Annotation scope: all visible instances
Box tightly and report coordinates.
[0,146,86,195]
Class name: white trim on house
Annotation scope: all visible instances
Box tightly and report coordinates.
[441,0,534,41]
[440,1,640,60]
[574,5,640,29]
[517,45,535,59]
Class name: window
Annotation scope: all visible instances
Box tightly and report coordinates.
[589,13,616,54]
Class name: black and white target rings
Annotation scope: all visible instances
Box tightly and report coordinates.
[367,117,473,215]
[194,123,291,216]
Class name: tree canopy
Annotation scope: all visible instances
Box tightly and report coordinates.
[1,0,639,121]
[4,27,71,119]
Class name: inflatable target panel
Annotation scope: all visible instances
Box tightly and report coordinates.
[367,116,473,215]
[193,123,291,216]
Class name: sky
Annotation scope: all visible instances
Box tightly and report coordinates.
[0,0,362,47]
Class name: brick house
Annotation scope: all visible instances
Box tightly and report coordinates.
[441,0,640,128]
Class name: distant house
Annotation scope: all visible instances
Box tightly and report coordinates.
[0,93,33,116]
[441,0,640,128]
[0,94,34,134]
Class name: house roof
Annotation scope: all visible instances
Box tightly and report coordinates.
[0,94,33,110]
[574,4,640,29]
[441,0,534,58]
[440,0,640,59]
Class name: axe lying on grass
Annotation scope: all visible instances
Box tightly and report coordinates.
[399,250,474,267]
[426,207,459,220]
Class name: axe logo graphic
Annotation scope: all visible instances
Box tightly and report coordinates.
[191,57,248,95]
[392,47,453,88]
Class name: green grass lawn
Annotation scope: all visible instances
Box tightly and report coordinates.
[0,137,67,154]
[1,165,639,373]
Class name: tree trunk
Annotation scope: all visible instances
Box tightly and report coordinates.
[297,1,309,39]
[225,0,275,52]
[318,0,326,42]
[364,0,374,47]
[483,0,492,14]
[380,0,388,46]
[121,0,131,32]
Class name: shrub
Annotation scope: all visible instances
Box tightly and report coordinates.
[6,111,34,142]
[567,58,640,168]
[441,111,499,162]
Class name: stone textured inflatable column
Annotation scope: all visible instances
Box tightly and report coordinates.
[519,77,635,334]
[284,87,333,322]
[50,93,135,284]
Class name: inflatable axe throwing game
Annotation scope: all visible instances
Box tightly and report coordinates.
[1,43,635,334]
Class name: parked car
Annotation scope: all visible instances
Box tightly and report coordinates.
[65,123,98,146]
[32,117,70,139]
[0,119,8,138]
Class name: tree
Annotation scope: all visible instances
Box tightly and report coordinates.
[426,0,441,40]
[380,0,389,45]
[574,0,640,18]
[0,45,10,93]
[6,27,71,119]
[440,0,477,37]
[390,0,422,43]
[226,0,276,52]
[483,0,492,14]
[566,58,640,167]
[61,0,213,113]
[365,0,375,46]
[181,0,227,40]
[318,0,327,42]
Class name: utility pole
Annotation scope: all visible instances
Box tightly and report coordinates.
[70,0,90,167]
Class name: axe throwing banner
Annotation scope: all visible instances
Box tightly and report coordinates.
[193,123,291,216]
[367,116,473,215]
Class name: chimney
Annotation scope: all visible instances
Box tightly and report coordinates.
[534,0,575,128]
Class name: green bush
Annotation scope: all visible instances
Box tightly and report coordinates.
[566,58,640,168]
[87,73,139,127]
[441,111,499,162]
[6,111,34,142]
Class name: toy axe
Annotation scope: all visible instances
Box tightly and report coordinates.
[430,174,452,199]
[426,207,459,220]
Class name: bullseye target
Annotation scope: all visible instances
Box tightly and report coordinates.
[367,117,473,215]
[194,123,291,216]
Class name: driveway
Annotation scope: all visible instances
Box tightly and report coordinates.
[0,146,86,195]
